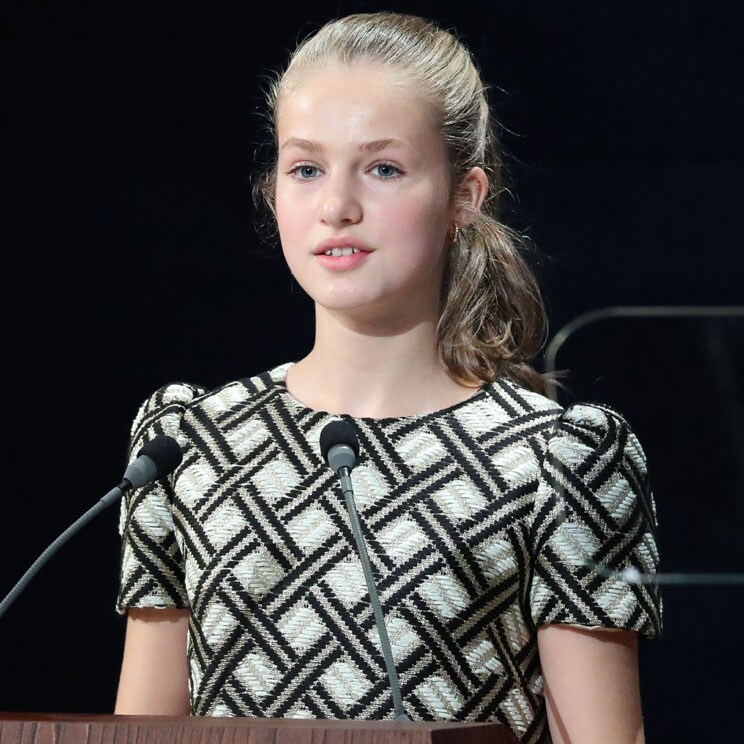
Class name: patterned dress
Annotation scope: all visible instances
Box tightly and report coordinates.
[117,362,662,743]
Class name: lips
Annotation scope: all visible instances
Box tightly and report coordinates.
[313,238,372,271]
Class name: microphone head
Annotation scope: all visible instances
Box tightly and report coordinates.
[319,419,359,465]
[137,434,184,477]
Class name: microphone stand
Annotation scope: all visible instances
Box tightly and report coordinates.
[0,483,125,620]
[0,435,182,621]
[327,438,409,722]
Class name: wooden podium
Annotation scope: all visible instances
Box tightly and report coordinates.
[0,712,518,743]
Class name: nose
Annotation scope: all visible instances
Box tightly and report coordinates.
[317,171,362,227]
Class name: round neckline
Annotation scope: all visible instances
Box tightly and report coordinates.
[272,361,497,425]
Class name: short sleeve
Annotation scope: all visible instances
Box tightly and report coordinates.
[529,402,662,638]
[115,382,206,614]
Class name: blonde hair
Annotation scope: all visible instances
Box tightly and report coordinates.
[253,12,549,394]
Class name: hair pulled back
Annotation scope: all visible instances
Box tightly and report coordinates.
[254,12,549,394]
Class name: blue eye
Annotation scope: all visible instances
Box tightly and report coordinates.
[291,165,319,180]
[371,163,401,179]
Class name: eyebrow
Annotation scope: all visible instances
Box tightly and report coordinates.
[279,137,410,153]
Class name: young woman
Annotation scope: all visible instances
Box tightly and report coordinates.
[114,12,662,744]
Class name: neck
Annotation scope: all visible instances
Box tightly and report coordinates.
[285,305,479,419]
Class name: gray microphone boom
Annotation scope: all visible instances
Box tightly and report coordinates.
[320,420,410,721]
[0,435,183,620]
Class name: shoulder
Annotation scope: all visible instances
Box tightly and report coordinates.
[486,377,564,417]
[130,382,208,435]
[130,363,294,434]
[135,381,209,412]
[186,362,294,419]
[487,380,649,477]
[546,400,649,476]
[536,398,657,535]
[469,378,563,440]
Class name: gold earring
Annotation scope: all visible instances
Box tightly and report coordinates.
[452,224,460,244]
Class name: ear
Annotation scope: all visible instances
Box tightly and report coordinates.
[452,166,488,227]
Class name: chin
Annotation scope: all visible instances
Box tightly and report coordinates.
[316,295,378,315]
[308,283,380,312]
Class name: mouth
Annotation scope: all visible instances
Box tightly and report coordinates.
[320,246,364,257]
[314,238,372,256]
[313,240,371,271]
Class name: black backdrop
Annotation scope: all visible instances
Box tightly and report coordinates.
[3,1,743,740]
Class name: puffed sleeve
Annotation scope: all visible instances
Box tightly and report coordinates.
[116,382,206,614]
[529,402,662,638]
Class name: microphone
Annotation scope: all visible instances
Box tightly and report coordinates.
[0,435,183,620]
[319,421,410,721]
[320,419,359,475]
[120,434,184,491]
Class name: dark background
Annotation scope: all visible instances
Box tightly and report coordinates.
[3,1,743,740]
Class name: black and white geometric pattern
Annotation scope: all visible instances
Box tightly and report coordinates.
[117,362,662,744]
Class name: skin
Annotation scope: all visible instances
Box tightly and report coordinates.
[115,607,190,715]
[275,62,487,419]
[538,627,645,743]
[115,62,647,743]
[276,65,456,321]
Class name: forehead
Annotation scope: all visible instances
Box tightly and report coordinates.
[276,62,440,144]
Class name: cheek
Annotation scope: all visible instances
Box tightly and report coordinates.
[275,198,307,277]
[274,182,292,229]
[276,188,307,245]
[384,189,451,249]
